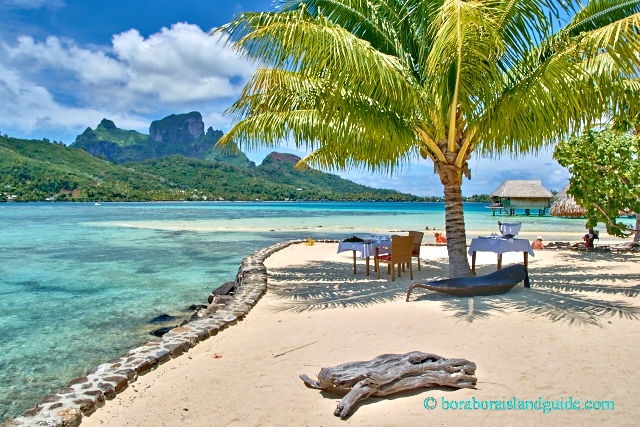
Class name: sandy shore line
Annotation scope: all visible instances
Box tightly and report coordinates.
[77,241,640,426]
[93,221,631,246]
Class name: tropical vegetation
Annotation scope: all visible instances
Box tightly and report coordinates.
[554,128,640,243]
[0,136,423,202]
[216,0,640,277]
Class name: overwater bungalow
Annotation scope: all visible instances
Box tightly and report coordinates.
[488,180,553,216]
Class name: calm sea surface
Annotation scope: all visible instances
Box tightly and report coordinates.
[0,202,632,421]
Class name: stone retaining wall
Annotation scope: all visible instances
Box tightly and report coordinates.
[2,239,331,427]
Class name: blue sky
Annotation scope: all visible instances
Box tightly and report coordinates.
[0,0,570,196]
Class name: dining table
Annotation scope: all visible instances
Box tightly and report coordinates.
[468,236,534,274]
[337,240,391,275]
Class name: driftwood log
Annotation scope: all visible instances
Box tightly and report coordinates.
[300,351,477,419]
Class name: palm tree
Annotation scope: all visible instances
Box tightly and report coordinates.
[216,0,640,277]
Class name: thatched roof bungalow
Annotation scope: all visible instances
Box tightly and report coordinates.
[550,184,586,218]
[490,180,553,216]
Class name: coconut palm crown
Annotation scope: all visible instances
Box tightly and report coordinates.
[216,0,640,277]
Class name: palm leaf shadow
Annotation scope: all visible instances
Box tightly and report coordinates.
[414,252,640,326]
[268,250,640,326]
[267,258,451,312]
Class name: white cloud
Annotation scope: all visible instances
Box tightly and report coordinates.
[547,168,569,186]
[0,64,148,138]
[201,111,232,131]
[111,23,253,103]
[6,35,127,84]
[0,22,254,137]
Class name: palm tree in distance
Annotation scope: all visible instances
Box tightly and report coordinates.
[216,0,640,277]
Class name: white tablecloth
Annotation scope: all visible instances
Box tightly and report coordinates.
[468,238,534,256]
[337,241,390,258]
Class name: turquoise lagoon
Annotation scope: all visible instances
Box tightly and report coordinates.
[0,201,631,421]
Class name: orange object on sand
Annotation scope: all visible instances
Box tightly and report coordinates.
[435,233,447,243]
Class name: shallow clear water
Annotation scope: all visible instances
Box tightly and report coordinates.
[0,201,632,421]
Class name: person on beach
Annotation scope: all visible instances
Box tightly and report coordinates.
[435,232,447,244]
[531,236,545,250]
[583,228,596,248]
[572,229,597,248]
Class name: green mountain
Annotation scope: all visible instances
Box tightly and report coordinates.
[256,152,387,194]
[0,137,169,201]
[1,136,424,202]
[72,119,157,161]
[72,112,254,168]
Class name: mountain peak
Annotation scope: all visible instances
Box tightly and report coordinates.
[98,119,117,130]
[265,152,302,164]
[149,111,204,144]
[206,126,223,138]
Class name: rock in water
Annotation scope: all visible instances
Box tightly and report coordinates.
[149,111,204,143]
[150,314,177,324]
[150,326,174,337]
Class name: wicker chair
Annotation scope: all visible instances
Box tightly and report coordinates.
[375,236,415,281]
[408,231,424,270]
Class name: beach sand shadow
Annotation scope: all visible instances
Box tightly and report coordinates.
[303,384,463,420]
[411,251,640,326]
[267,251,640,326]
[267,258,451,312]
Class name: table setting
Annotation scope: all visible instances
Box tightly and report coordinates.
[468,224,534,273]
[337,235,391,275]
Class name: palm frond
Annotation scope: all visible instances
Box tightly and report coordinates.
[298,136,418,174]
[573,11,640,71]
[566,0,640,35]
[220,75,421,163]
[426,0,505,135]
[486,0,552,61]
[230,61,426,126]
[276,0,403,57]
[477,46,589,156]
[218,0,639,170]
[221,12,422,111]
[220,106,418,173]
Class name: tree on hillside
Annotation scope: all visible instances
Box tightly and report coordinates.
[216,0,640,277]
[554,128,640,244]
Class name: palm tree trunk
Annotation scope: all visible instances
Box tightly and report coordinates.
[440,166,472,278]
[634,215,640,245]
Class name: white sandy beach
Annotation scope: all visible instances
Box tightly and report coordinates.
[81,240,640,426]
[94,219,632,247]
